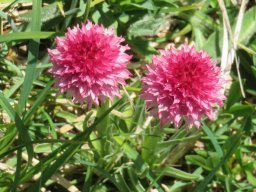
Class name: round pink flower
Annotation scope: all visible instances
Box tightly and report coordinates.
[141,45,225,128]
[48,21,132,107]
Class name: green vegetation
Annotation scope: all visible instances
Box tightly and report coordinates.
[0,0,255,191]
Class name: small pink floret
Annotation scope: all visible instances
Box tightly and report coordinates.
[48,21,132,107]
[141,44,225,128]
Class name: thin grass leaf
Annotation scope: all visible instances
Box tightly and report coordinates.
[0,93,16,120]
[0,32,55,43]
[0,139,83,160]
[84,0,92,21]
[156,133,202,150]
[0,92,33,161]
[5,78,24,98]
[238,43,256,55]
[24,99,122,189]
[27,143,79,192]
[142,127,162,166]
[193,133,241,192]
[159,167,201,181]
[61,0,78,31]
[24,79,54,124]
[202,122,223,157]
[0,10,17,32]
[129,99,145,130]
[159,2,203,13]
[18,0,42,115]
[238,5,256,45]
[41,108,57,139]
[113,135,165,192]
[127,168,145,192]
[2,59,23,76]
[78,160,126,192]
[114,172,131,192]
[10,138,22,192]
[0,124,16,155]
[83,165,93,192]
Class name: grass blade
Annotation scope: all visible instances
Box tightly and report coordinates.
[10,138,22,192]
[0,32,55,43]
[159,167,201,181]
[0,92,33,160]
[0,10,17,32]
[25,99,122,190]
[24,79,54,124]
[202,122,223,157]
[18,0,42,115]
[193,133,241,192]
[114,135,165,192]
[84,0,92,21]
[0,124,16,155]
[78,160,126,192]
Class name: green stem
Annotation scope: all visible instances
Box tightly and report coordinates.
[89,99,110,157]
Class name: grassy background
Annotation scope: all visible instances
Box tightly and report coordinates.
[0,0,256,191]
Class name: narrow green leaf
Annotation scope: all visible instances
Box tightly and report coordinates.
[0,139,83,160]
[157,133,202,150]
[82,165,93,192]
[193,133,241,192]
[0,32,55,43]
[127,168,145,192]
[159,3,203,13]
[142,127,162,165]
[227,104,254,117]
[114,173,131,192]
[0,10,17,31]
[238,6,256,45]
[41,108,57,139]
[10,139,22,192]
[78,160,125,192]
[186,155,210,170]
[114,135,165,192]
[2,59,22,76]
[18,0,42,115]
[129,1,155,10]
[25,99,122,189]
[129,99,146,130]
[169,181,193,192]
[0,92,33,160]
[24,80,54,124]
[244,163,256,187]
[159,167,201,181]
[203,30,222,59]
[5,78,24,98]
[84,0,92,21]
[61,0,78,31]
[193,27,205,49]
[0,92,16,120]
[0,124,16,155]
[226,81,242,109]
[34,143,60,153]
[202,123,223,157]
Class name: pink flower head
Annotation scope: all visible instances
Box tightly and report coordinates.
[141,44,225,128]
[48,21,132,107]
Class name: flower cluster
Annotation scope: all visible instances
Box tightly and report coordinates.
[48,21,225,128]
[141,45,225,128]
[48,21,131,108]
